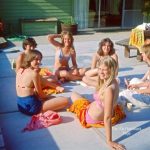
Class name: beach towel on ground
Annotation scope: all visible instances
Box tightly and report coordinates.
[67,98,126,128]
[39,67,53,77]
[23,110,62,131]
[42,87,58,95]
[39,68,62,95]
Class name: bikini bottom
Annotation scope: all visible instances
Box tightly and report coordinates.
[17,95,42,116]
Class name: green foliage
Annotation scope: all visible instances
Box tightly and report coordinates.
[142,0,150,16]
[62,16,76,25]
[142,0,150,22]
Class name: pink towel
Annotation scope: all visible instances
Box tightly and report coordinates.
[23,110,62,132]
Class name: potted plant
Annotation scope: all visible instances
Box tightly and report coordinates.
[61,17,78,35]
[142,0,150,22]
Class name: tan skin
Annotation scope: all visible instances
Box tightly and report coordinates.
[48,33,87,81]
[82,42,118,87]
[16,54,69,112]
[16,44,35,72]
[16,41,60,87]
[71,63,125,150]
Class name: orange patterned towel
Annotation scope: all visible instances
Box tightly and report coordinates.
[39,67,53,77]
[39,67,61,95]
[67,98,126,128]
[42,87,58,95]
[129,28,144,50]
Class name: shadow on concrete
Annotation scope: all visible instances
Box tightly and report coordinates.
[119,67,133,72]
[125,107,150,122]
[62,82,78,91]
[115,121,150,143]
[1,40,16,50]
[61,116,74,124]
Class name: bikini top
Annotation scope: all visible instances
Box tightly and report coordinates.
[17,68,34,89]
[55,48,71,62]
[93,93,104,109]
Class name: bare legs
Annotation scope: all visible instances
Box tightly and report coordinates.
[82,68,98,87]
[71,92,83,102]
[82,76,98,87]
[58,68,88,82]
[42,96,69,112]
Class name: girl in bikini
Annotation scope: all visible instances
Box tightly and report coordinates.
[68,56,126,150]
[48,31,87,82]
[16,50,69,116]
[82,38,119,87]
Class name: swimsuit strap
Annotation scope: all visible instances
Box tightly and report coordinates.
[17,68,34,89]
[56,48,71,62]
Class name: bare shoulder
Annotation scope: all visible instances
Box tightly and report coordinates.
[105,85,113,94]
[95,52,99,57]
[106,80,119,92]
[16,52,25,62]
[18,52,25,58]
[70,48,76,54]
[112,53,118,61]
[93,52,100,60]
[29,69,39,78]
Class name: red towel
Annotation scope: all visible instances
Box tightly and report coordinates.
[23,110,62,132]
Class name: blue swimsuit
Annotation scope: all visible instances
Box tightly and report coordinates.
[17,95,42,116]
[16,68,42,116]
[54,49,71,71]
[57,48,71,62]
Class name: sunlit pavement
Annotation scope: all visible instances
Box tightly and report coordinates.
[0,31,150,150]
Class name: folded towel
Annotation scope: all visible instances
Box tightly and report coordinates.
[129,28,144,50]
[23,110,62,131]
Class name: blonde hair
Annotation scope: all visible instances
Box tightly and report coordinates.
[141,44,150,60]
[96,56,117,96]
[61,31,74,51]
[21,50,42,68]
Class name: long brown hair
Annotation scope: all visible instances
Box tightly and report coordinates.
[21,50,42,68]
[97,38,115,56]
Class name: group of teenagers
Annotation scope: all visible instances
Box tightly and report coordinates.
[15,31,150,150]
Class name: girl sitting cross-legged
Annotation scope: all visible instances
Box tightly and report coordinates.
[48,31,87,82]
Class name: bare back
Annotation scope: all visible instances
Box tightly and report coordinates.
[16,68,35,97]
